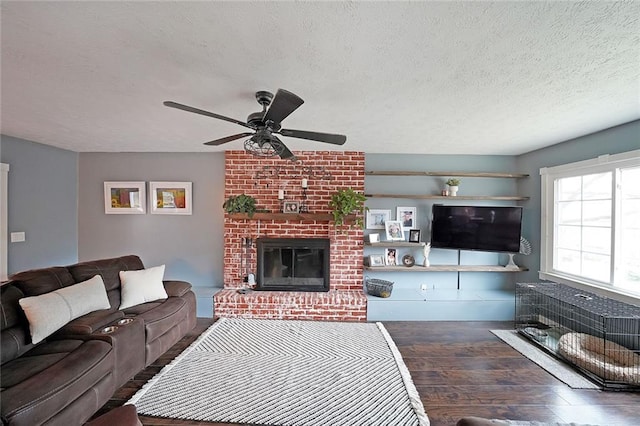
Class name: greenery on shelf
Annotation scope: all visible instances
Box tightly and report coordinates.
[446,178,461,186]
[329,188,367,228]
[223,194,257,218]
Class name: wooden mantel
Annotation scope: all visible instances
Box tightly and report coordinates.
[227,213,358,222]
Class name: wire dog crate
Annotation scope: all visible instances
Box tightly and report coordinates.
[515,282,640,389]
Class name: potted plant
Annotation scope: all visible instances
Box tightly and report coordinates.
[329,188,367,228]
[446,178,461,196]
[223,194,257,218]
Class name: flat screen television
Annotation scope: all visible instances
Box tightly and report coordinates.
[430,205,523,253]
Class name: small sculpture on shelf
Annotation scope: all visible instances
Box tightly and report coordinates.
[505,237,532,269]
[422,243,431,267]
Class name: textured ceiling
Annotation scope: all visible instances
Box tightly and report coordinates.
[1,1,639,155]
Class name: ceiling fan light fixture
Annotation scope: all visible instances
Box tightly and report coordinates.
[244,135,278,158]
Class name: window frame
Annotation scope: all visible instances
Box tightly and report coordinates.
[540,149,640,303]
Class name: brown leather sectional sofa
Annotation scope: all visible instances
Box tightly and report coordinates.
[0,255,197,425]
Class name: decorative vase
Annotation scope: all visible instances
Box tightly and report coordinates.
[448,185,459,196]
[422,243,431,267]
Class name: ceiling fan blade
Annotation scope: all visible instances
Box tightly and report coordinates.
[279,128,347,145]
[204,132,254,146]
[270,137,297,161]
[262,89,304,125]
[163,101,253,129]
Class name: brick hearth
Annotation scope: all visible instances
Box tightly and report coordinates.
[215,150,367,322]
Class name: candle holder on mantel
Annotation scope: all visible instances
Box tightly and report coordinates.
[278,189,285,212]
[298,178,309,213]
[299,188,309,213]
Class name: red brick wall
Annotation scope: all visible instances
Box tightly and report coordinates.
[217,150,367,321]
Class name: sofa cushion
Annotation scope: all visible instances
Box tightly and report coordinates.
[19,275,111,344]
[456,418,598,426]
[0,339,115,425]
[10,266,76,296]
[1,339,84,388]
[119,265,168,309]
[86,404,142,426]
[123,297,186,343]
[68,255,145,309]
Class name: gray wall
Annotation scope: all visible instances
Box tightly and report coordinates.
[0,135,79,272]
[78,152,225,289]
[515,120,640,299]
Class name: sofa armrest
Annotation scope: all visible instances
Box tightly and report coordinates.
[163,280,192,297]
[53,310,124,336]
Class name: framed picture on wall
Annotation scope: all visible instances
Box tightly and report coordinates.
[104,181,146,214]
[385,248,398,266]
[149,182,192,215]
[384,220,404,241]
[368,254,385,267]
[366,209,391,229]
[283,201,299,213]
[397,207,417,230]
[409,229,421,243]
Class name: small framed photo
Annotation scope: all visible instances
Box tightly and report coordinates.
[104,181,146,214]
[150,182,192,215]
[409,229,421,243]
[385,248,398,266]
[366,209,391,229]
[369,255,385,267]
[397,207,417,230]
[385,220,405,241]
[283,201,299,213]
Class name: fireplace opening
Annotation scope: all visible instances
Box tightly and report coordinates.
[256,238,330,292]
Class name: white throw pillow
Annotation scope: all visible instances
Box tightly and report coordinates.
[119,264,168,309]
[19,275,110,344]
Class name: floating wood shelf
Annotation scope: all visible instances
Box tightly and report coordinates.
[364,194,529,201]
[363,265,528,272]
[365,242,426,247]
[227,213,358,222]
[365,171,529,178]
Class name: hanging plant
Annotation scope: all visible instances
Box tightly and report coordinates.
[223,194,257,218]
[329,188,367,228]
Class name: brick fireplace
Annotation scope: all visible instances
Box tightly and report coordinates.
[214,150,367,322]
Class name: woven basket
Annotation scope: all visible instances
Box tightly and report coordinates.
[364,277,394,298]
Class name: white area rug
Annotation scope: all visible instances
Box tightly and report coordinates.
[128,318,430,425]
[491,330,600,389]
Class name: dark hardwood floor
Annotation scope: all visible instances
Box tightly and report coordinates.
[94,318,640,426]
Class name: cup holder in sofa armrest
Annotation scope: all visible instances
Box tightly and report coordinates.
[101,326,119,334]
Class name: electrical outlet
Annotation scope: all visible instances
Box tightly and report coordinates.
[420,284,427,291]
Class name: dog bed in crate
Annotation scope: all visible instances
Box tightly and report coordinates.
[557,332,640,385]
[364,277,394,298]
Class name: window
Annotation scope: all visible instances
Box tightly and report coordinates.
[540,150,640,298]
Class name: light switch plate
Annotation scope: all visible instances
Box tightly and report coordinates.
[10,232,25,242]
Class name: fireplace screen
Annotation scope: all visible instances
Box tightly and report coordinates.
[256,238,330,292]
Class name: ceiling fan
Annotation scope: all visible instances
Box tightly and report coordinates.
[163,89,347,161]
